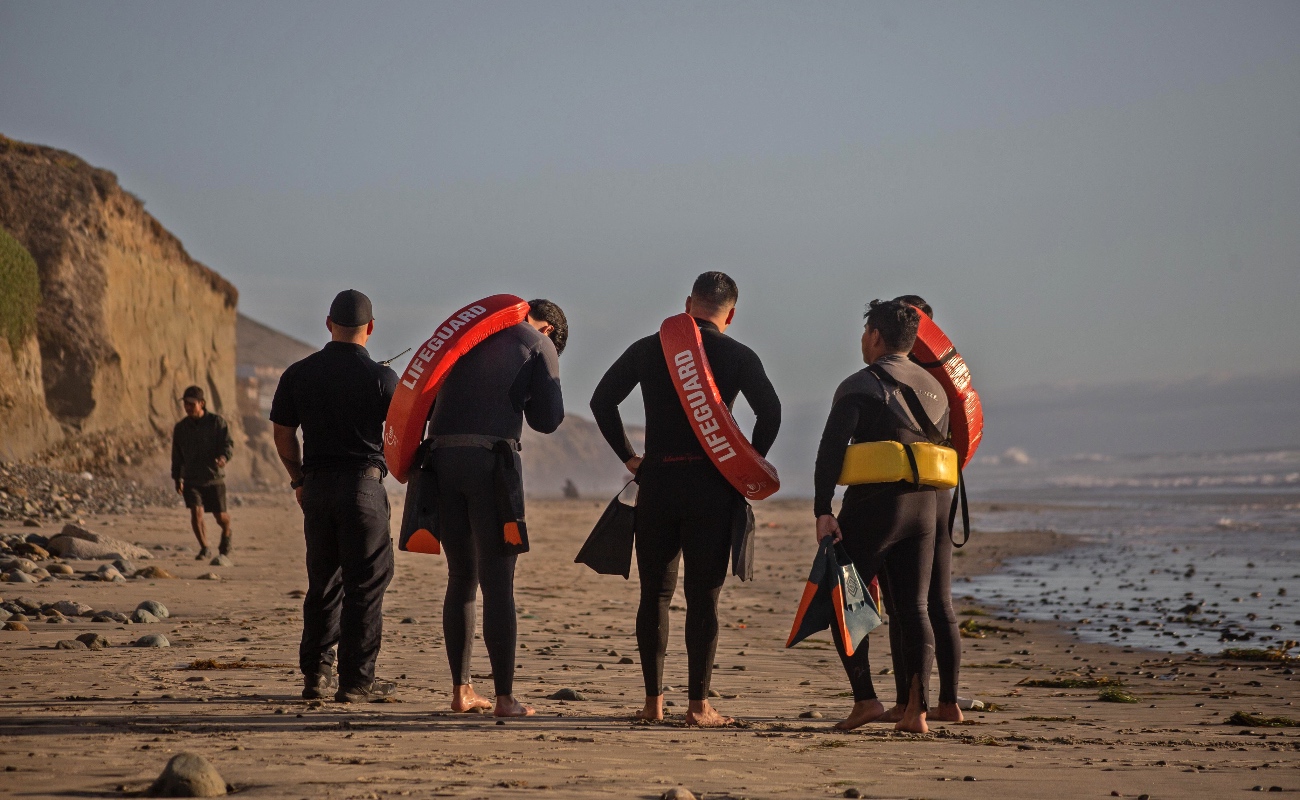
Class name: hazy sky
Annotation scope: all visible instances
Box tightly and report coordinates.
[3,1,1298,430]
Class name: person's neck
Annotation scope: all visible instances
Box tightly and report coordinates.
[331,336,368,346]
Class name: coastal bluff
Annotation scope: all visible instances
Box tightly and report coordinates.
[0,135,246,480]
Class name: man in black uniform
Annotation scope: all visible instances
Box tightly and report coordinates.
[171,385,235,560]
[591,272,780,727]
[427,298,566,718]
[813,299,950,733]
[271,290,399,703]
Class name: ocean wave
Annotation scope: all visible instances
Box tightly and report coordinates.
[1047,472,1300,490]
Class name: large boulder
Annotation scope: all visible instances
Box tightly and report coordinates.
[45,523,151,561]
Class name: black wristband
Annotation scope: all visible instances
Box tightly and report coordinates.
[290,477,304,490]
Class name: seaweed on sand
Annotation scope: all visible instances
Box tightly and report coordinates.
[1097,687,1138,703]
[1227,711,1300,728]
[959,618,1024,639]
[1017,676,1123,689]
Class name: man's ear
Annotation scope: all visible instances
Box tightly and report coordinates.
[366,320,375,336]
[684,296,694,315]
[724,307,735,326]
[326,316,334,334]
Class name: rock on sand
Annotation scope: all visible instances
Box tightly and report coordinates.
[76,632,109,650]
[144,752,227,797]
[46,524,152,561]
[134,634,170,647]
[137,600,170,619]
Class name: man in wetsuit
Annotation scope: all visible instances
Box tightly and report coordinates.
[171,385,235,560]
[878,294,965,724]
[427,299,566,718]
[590,272,781,727]
[271,290,399,703]
[813,298,950,733]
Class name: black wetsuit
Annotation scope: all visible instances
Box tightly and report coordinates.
[270,342,398,690]
[884,491,961,705]
[427,321,563,698]
[813,353,949,708]
[590,318,780,701]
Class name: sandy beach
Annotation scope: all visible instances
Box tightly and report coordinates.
[2,494,1298,799]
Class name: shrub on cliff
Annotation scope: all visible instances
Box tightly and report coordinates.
[0,227,40,354]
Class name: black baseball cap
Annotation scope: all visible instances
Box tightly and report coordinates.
[182,385,205,403]
[329,290,374,327]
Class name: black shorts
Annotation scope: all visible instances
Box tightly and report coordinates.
[183,483,227,513]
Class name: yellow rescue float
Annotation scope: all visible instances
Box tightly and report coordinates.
[837,441,958,489]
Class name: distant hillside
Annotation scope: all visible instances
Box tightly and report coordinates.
[521,414,642,498]
[237,313,315,372]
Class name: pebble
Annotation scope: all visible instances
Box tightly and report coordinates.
[134,634,170,647]
[50,600,93,617]
[144,752,227,797]
[400,617,417,624]
[843,790,863,799]
[47,564,74,575]
[93,610,129,623]
[137,600,170,619]
[132,609,162,624]
[54,639,87,650]
[197,572,221,581]
[76,633,109,650]
[135,566,175,580]
[5,570,37,583]
[112,558,135,575]
[94,565,126,582]
[3,621,29,631]
[707,689,721,698]
[45,615,72,624]
[661,789,695,800]
[618,656,635,664]
[210,555,234,567]
[0,557,39,573]
[547,688,587,701]
[799,710,823,719]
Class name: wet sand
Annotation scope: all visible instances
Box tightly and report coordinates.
[2,495,1298,799]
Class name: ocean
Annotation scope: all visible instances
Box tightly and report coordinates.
[959,447,1300,654]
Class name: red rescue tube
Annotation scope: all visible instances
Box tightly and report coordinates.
[659,313,780,500]
[910,313,983,467]
[383,294,531,483]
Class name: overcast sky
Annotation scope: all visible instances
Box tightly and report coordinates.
[3,1,1298,437]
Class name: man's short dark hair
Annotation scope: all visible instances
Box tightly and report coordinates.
[690,271,739,312]
[182,385,206,404]
[864,299,920,352]
[527,299,568,356]
[893,294,933,319]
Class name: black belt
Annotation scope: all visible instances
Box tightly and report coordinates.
[307,465,384,480]
[427,434,521,452]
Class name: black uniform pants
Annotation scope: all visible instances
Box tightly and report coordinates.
[834,486,937,708]
[300,468,394,689]
[433,447,519,698]
[634,462,735,702]
[884,488,960,704]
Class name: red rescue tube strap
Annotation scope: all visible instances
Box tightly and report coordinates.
[658,314,780,500]
[383,295,530,483]
[910,313,983,467]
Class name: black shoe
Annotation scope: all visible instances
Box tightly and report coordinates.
[218,536,232,556]
[195,547,212,561]
[335,680,396,703]
[302,670,338,700]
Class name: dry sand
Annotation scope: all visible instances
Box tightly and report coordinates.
[1,495,1297,799]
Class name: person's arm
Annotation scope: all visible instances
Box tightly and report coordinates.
[216,416,233,467]
[273,424,305,508]
[171,425,184,493]
[812,393,870,519]
[738,350,782,458]
[589,341,643,468]
[522,340,564,434]
[377,366,398,415]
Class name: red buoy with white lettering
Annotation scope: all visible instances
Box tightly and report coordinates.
[910,313,983,467]
[383,295,531,484]
[658,313,780,500]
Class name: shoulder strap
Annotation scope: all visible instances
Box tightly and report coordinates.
[866,365,948,446]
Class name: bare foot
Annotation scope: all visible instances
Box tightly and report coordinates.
[928,701,963,723]
[685,700,733,727]
[895,709,928,733]
[635,695,664,721]
[450,684,492,713]
[493,695,535,717]
[879,703,906,723]
[834,699,886,731]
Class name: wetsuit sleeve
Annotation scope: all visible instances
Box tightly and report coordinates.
[738,350,781,458]
[813,393,873,517]
[170,424,183,482]
[268,365,299,428]
[589,341,642,464]
[522,341,564,434]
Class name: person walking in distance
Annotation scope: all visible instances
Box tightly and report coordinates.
[428,299,567,718]
[590,272,781,726]
[171,385,235,560]
[271,290,399,703]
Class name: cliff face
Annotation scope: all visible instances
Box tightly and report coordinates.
[0,135,245,479]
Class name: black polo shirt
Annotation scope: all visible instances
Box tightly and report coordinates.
[270,342,398,474]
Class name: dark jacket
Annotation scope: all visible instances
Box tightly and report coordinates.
[812,353,950,517]
[171,412,234,486]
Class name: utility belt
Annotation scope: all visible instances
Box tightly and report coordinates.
[305,464,384,481]
[425,434,520,452]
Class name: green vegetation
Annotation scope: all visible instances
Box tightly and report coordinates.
[1098,687,1139,704]
[1018,676,1123,689]
[1227,711,1299,728]
[1220,644,1297,663]
[959,618,1024,638]
[0,227,40,354]
[184,658,292,670]
[1017,715,1077,722]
